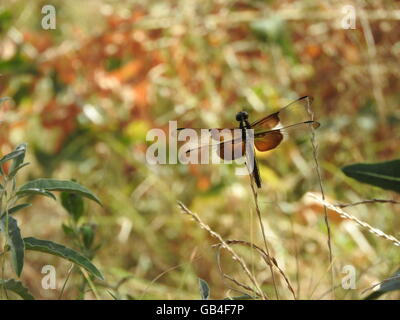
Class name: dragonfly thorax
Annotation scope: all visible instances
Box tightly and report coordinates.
[235,111,248,122]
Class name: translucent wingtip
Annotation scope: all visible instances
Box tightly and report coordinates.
[312,121,321,129]
[305,120,320,129]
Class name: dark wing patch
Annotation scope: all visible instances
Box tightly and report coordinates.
[254,130,284,151]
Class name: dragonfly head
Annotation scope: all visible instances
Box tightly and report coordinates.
[236,111,248,122]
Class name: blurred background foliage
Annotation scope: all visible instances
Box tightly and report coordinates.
[0,0,399,299]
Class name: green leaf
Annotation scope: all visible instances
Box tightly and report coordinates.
[24,237,104,280]
[16,188,56,200]
[1,149,25,176]
[342,159,400,193]
[198,278,210,300]
[0,279,34,300]
[80,223,96,249]
[61,192,84,221]
[0,216,25,276]
[365,270,400,300]
[18,179,102,205]
[0,203,31,218]
[0,149,25,166]
[9,143,27,174]
[61,223,75,236]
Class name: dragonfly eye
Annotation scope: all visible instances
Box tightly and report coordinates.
[236,111,248,122]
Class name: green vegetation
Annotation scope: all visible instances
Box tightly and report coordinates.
[0,143,103,299]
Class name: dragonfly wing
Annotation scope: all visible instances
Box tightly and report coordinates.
[254,120,319,152]
[217,139,245,161]
[178,129,245,161]
[250,96,315,133]
[254,131,284,151]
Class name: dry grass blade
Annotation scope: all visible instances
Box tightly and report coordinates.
[213,240,296,299]
[177,201,267,299]
[308,193,400,247]
[337,199,400,208]
[305,97,335,298]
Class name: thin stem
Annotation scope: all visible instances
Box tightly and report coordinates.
[58,264,74,300]
[178,201,267,299]
[214,239,296,299]
[337,199,400,208]
[306,98,335,299]
[246,164,279,299]
[80,268,101,300]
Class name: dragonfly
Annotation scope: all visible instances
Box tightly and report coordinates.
[177,96,320,188]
